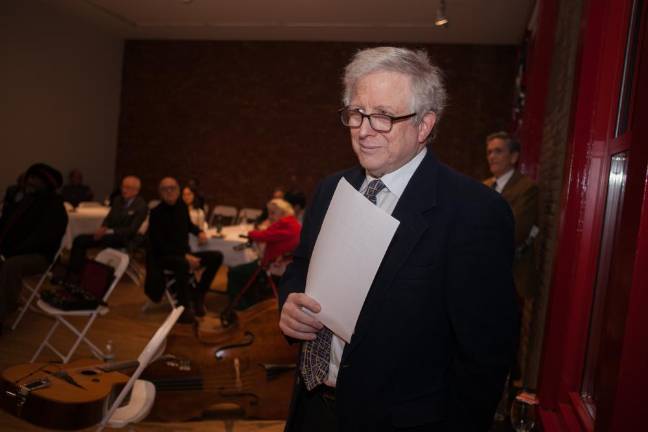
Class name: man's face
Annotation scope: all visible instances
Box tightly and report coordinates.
[159,178,180,205]
[349,71,435,178]
[486,138,519,178]
[121,177,140,200]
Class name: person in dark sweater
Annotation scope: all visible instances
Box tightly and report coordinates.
[145,177,223,323]
[67,175,148,279]
[61,169,94,207]
[0,163,68,329]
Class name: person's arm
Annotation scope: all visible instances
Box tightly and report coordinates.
[12,199,68,257]
[445,194,519,431]
[248,218,296,244]
[279,182,327,342]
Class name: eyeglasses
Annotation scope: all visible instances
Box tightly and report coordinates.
[339,108,417,132]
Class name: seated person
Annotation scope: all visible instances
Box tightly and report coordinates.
[61,169,94,207]
[254,186,285,227]
[0,163,68,329]
[145,177,223,322]
[67,175,147,280]
[186,178,207,211]
[182,185,206,229]
[284,190,307,223]
[226,198,301,309]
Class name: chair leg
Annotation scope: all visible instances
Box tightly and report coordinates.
[57,315,103,362]
[12,272,48,331]
[31,319,60,363]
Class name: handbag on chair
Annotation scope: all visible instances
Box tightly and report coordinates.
[41,259,115,310]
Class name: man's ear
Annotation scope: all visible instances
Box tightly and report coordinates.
[417,111,437,143]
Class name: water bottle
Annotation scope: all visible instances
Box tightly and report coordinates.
[103,339,115,362]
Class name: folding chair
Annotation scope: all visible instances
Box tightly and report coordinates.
[237,207,262,224]
[30,248,129,364]
[11,240,65,331]
[140,269,188,312]
[97,306,184,431]
[209,205,238,227]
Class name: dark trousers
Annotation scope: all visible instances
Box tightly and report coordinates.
[292,383,338,432]
[68,233,126,275]
[159,251,223,305]
[0,254,49,321]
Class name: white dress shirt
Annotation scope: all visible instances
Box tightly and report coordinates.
[324,147,427,386]
[493,168,514,194]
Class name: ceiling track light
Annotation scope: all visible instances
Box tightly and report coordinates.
[435,0,449,27]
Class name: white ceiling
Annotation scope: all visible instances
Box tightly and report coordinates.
[49,0,535,45]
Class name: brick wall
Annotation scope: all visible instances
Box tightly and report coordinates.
[525,0,585,387]
[116,41,517,208]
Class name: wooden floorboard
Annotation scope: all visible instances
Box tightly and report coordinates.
[1,264,286,432]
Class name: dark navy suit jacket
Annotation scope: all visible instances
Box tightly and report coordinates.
[279,150,519,431]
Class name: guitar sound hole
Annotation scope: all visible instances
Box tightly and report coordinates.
[81,370,98,376]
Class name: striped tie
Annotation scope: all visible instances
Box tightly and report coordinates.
[299,178,386,391]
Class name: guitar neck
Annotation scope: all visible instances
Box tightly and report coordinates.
[98,360,140,373]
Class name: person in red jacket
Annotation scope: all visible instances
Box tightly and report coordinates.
[226,198,301,309]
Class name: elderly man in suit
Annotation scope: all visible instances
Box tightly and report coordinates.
[67,175,148,279]
[483,131,539,388]
[278,47,519,432]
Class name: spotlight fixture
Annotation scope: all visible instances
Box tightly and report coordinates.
[435,0,449,27]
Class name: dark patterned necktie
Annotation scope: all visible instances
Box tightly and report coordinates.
[299,178,386,391]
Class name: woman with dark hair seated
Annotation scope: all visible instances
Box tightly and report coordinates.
[182,185,206,229]
[226,198,301,310]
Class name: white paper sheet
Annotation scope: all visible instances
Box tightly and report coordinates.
[304,178,400,343]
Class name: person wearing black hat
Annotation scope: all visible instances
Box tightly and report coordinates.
[0,163,68,330]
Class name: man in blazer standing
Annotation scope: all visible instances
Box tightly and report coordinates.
[279,47,519,431]
[483,131,539,387]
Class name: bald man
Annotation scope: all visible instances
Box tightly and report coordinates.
[145,177,223,323]
[68,175,148,279]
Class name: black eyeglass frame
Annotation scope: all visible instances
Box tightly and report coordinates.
[338,108,417,132]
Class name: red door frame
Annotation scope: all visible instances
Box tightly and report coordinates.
[536,0,648,430]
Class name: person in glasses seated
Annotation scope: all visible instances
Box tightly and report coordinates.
[145,177,223,323]
[226,198,301,310]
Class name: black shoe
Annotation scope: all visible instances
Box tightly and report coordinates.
[177,307,196,324]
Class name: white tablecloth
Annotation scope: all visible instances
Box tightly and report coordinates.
[189,224,258,267]
[63,207,110,249]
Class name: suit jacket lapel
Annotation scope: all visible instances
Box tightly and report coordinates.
[342,150,439,361]
[501,170,522,201]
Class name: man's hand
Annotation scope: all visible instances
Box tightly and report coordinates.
[198,231,208,245]
[93,226,108,240]
[279,293,323,340]
[185,254,201,271]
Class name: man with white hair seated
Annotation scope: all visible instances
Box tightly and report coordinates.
[67,175,147,281]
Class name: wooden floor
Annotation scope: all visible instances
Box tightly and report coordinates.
[0,261,287,432]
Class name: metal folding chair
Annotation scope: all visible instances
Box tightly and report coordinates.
[11,240,65,331]
[97,306,184,431]
[30,248,129,364]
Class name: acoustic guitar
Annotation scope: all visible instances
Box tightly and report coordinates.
[1,358,138,430]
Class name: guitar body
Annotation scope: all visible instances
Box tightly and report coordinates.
[1,359,130,430]
[144,299,299,421]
